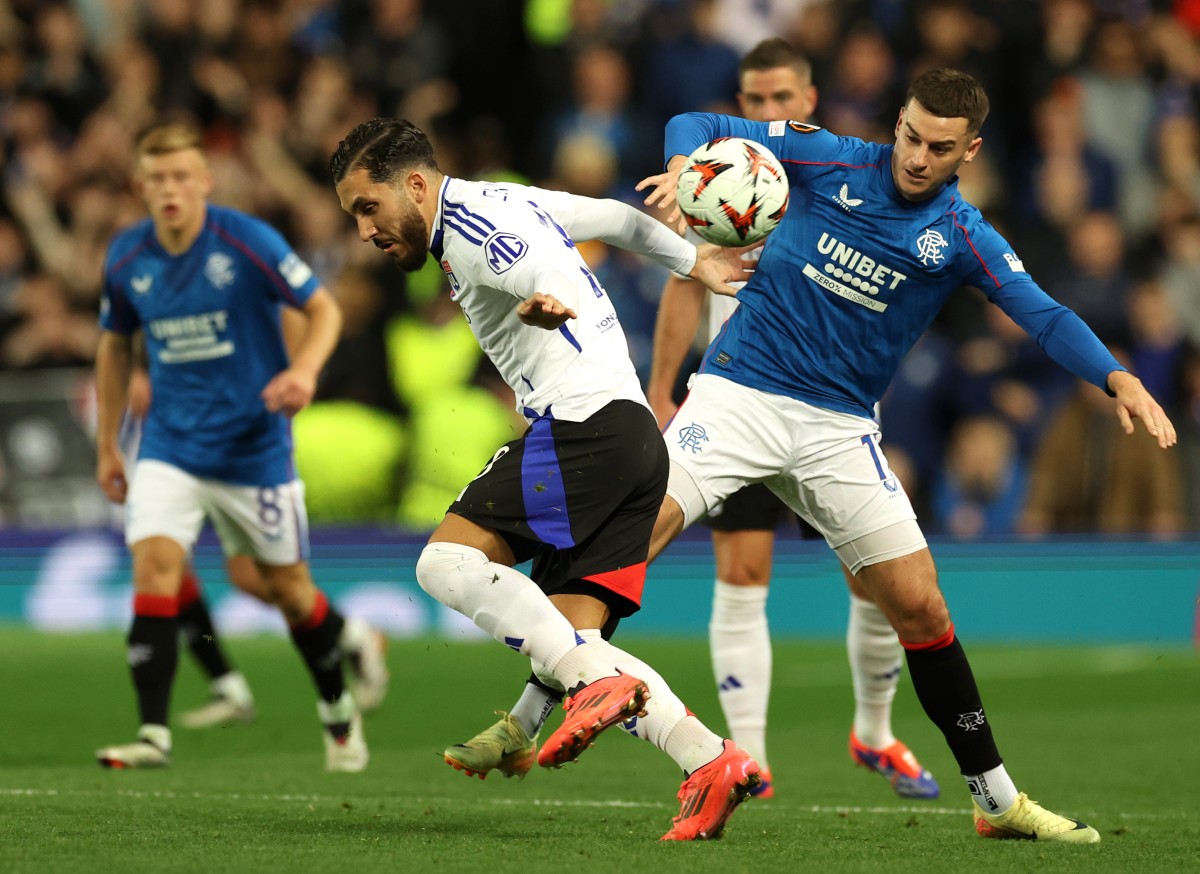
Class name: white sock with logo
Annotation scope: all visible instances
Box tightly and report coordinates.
[847,593,902,749]
[709,580,771,766]
[966,764,1018,815]
[415,543,614,687]
[579,630,725,774]
[509,682,559,738]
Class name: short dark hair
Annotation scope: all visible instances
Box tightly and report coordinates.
[906,68,989,133]
[739,38,811,84]
[329,117,440,185]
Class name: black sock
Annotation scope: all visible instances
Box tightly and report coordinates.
[904,632,1002,775]
[288,592,346,703]
[178,597,233,682]
[128,611,179,727]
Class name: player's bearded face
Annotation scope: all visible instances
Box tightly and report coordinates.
[384,195,431,273]
[337,170,429,272]
[891,100,982,202]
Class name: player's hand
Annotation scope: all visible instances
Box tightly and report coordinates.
[96,445,128,504]
[636,155,688,233]
[517,292,577,329]
[261,367,317,417]
[1108,370,1177,448]
[689,242,758,296]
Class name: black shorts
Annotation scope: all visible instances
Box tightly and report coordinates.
[449,399,667,618]
[700,481,819,538]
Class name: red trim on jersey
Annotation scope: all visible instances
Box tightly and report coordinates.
[950,211,1001,289]
[210,223,305,308]
[107,238,153,277]
[900,624,955,652]
[134,593,178,618]
[178,568,201,608]
[295,589,329,631]
[583,562,647,608]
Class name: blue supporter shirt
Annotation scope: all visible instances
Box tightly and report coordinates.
[100,204,321,485]
[665,114,1124,419]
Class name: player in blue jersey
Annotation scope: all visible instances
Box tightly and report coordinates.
[119,323,390,731]
[636,68,1176,843]
[646,38,937,802]
[94,122,382,772]
[332,117,763,840]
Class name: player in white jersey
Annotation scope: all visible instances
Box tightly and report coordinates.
[332,117,762,840]
[646,38,937,802]
[94,122,384,772]
[636,69,1177,843]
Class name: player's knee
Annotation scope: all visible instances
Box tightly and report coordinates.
[415,542,488,609]
[720,559,771,587]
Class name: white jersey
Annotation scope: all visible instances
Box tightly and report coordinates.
[429,177,696,423]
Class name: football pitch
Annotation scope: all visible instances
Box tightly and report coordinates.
[2,630,1196,873]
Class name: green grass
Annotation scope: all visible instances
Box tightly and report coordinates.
[0,630,1196,873]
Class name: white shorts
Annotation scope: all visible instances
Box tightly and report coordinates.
[125,459,310,566]
[663,374,925,574]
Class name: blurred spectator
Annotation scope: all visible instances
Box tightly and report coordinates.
[542,42,654,189]
[950,305,1074,458]
[1126,280,1185,408]
[1012,79,1118,276]
[23,3,105,132]
[342,0,454,123]
[0,273,98,370]
[1079,18,1159,234]
[1161,214,1200,346]
[1041,210,1134,347]
[818,24,899,142]
[639,0,741,128]
[712,0,811,55]
[1020,377,1185,538]
[932,415,1026,538]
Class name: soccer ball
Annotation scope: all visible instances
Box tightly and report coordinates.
[675,137,789,247]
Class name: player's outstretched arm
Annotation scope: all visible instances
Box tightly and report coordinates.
[261,287,342,417]
[647,275,704,426]
[1107,370,1178,448]
[95,330,132,503]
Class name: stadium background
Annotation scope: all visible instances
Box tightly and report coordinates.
[0,0,1197,645]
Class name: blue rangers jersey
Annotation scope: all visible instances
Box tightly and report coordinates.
[100,204,322,485]
[665,114,1124,419]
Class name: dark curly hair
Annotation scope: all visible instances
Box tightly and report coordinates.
[329,118,440,185]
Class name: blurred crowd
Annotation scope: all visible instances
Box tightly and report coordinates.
[0,0,1197,537]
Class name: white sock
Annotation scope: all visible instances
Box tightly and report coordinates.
[509,682,559,737]
[580,630,725,774]
[847,593,902,749]
[415,543,613,687]
[965,764,1019,814]
[211,671,253,706]
[709,580,771,766]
